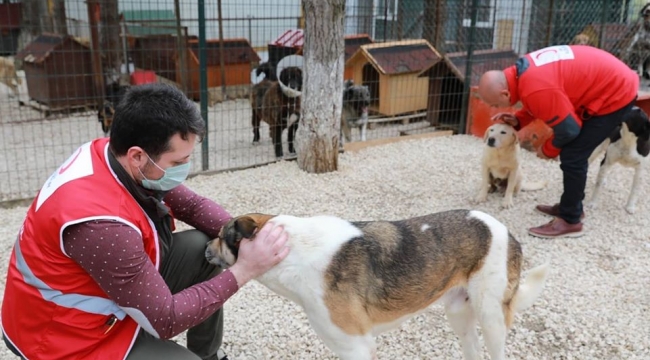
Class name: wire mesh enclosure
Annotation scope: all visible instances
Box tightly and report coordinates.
[1,0,649,203]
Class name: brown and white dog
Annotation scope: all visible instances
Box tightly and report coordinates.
[0,56,22,97]
[205,210,549,360]
[587,106,650,214]
[475,123,547,208]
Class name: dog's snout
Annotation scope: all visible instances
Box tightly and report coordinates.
[487,137,496,147]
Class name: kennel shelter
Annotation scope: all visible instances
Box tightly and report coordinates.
[345,39,440,117]
[185,38,260,100]
[417,49,519,131]
[15,33,95,110]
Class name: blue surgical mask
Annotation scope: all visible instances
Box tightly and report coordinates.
[139,154,191,191]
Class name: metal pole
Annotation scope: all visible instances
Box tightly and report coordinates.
[545,0,554,46]
[217,0,227,98]
[86,0,105,111]
[458,0,479,135]
[174,0,188,94]
[598,0,609,49]
[198,0,209,171]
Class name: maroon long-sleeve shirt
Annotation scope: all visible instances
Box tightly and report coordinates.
[62,184,236,339]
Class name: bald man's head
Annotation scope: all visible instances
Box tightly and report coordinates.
[477,70,512,108]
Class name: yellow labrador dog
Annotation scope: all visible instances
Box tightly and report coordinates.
[0,57,21,97]
[475,123,547,208]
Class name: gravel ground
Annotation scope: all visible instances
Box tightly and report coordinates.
[0,134,648,359]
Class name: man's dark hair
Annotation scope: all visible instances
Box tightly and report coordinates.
[109,83,205,159]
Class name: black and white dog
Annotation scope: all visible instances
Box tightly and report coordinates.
[622,3,650,80]
[587,106,650,214]
[340,80,371,144]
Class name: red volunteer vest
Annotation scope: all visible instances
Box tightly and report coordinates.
[1,138,160,359]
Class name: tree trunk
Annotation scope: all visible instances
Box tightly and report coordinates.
[423,0,446,51]
[296,0,345,173]
[100,0,122,84]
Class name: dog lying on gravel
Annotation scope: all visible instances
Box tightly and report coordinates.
[205,210,549,360]
[475,123,548,208]
[587,106,650,214]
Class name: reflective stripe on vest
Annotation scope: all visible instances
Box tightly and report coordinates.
[14,238,127,320]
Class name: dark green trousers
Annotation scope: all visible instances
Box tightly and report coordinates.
[126,229,225,360]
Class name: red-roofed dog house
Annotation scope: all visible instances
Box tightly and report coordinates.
[270,29,373,81]
[345,39,439,116]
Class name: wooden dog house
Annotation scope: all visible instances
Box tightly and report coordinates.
[345,39,440,117]
[270,29,373,81]
[417,49,520,131]
[185,38,260,100]
[15,33,95,110]
[344,34,373,80]
[130,35,260,100]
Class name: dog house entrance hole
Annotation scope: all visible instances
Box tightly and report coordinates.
[362,63,379,109]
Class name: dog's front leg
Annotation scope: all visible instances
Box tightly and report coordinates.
[359,123,367,142]
[625,164,644,214]
[270,122,284,158]
[475,163,490,203]
[287,116,299,155]
[502,169,518,208]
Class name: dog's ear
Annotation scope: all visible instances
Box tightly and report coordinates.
[234,216,259,239]
[512,131,519,145]
[483,127,490,142]
[344,79,354,88]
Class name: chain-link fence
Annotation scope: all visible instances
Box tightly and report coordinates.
[0,0,648,204]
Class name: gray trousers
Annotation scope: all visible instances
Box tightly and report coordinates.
[3,230,225,360]
[126,229,225,360]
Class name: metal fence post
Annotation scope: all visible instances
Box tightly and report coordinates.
[599,0,609,49]
[198,0,209,171]
[458,0,479,135]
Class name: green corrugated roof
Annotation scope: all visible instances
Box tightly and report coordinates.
[123,10,176,36]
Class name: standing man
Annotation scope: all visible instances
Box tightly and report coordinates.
[477,45,639,238]
[2,83,290,359]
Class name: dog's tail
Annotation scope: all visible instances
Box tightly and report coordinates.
[520,180,548,191]
[512,263,550,314]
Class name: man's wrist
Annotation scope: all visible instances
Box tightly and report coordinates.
[228,263,253,288]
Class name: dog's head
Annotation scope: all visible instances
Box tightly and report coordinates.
[570,33,591,46]
[621,106,650,156]
[278,67,303,98]
[484,123,519,149]
[343,80,371,117]
[255,62,277,81]
[205,213,275,268]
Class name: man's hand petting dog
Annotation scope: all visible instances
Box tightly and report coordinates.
[491,113,519,127]
[228,223,290,287]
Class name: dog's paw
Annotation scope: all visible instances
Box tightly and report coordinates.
[474,194,487,204]
[584,200,597,210]
[625,205,636,214]
[501,198,514,209]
